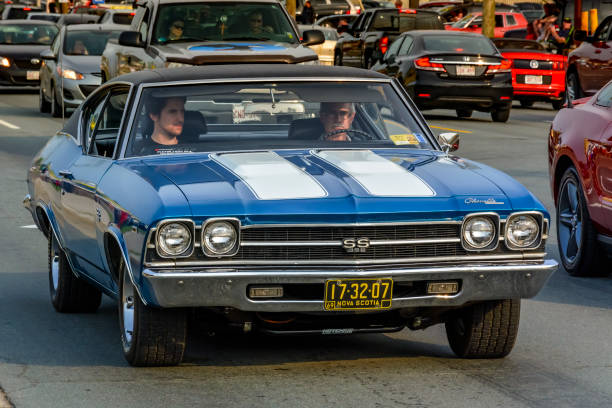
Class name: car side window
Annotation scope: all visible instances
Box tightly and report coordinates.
[138,8,151,43]
[594,17,611,42]
[495,15,503,27]
[506,15,516,26]
[385,36,403,59]
[398,36,413,55]
[51,30,61,55]
[88,91,129,158]
[595,83,612,108]
[82,91,110,152]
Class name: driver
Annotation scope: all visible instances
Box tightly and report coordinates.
[319,102,355,141]
[136,96,186,155]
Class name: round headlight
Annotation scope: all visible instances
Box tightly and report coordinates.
[203,221,237,255]
[506,215,539,248]
[463,217,496,249]
[157,222,192,256]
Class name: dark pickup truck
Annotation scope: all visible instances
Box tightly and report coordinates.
[101,0,323,82]
[334,8,443,68]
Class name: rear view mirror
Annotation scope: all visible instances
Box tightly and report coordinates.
[302,30,325,46]
[438,132,460,152]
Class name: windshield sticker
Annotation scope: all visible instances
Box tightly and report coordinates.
[414,133,426,143]
[188,43,287,52]
[390,133,420,145]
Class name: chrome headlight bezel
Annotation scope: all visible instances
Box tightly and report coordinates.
[461,213,500,251]
[155,219,195,258]
[504,211,543,250]
[201,217,241,257]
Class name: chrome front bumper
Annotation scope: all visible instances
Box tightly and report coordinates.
[141,260,558,310]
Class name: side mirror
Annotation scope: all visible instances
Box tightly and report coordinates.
[302,29,325,46]
[118,31,144,48]
[40,48,56,61]
[438,132,460,152]
[385,53,396,64]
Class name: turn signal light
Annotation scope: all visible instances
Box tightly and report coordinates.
[487,59,512,74]
[0,57,10,68]
[379,36,389,54]
[415,57,446,72]
[427,282,459,295]
[249,287,283,298]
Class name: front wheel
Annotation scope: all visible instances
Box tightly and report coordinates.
[334,52,342,66]
[50,86,62,118]
[551,98,564,110]
[556,167,609,276]
[491,108,510,123]
[48,232,101,313]
[39,84,50,113]
[566,72,582,101]
[119,261,187,366]
[445,299,520,358]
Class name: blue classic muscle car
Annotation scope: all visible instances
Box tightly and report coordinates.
[24,65,557,366]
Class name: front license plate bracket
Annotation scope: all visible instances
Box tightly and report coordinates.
[324,278,393,311]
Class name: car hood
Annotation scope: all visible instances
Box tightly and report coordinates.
[0,44,49,58]
[124,149,546,224]
[156,41,318,65]
[60,55,102,74]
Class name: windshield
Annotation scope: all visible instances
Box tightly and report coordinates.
[423,34,497,54]
[0,24,58,45]
[125,81,434,157]
[153,2,299,44]
[451,13,474,27]
[63,30,121,56]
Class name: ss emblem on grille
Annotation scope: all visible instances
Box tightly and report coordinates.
[342,237,370,253]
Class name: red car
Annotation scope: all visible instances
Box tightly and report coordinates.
[493,39,567,109]
[548,80,612,276]
[445,12,527,38]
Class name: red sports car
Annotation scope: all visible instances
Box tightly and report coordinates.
[548,80,612,276]
[493,39,567,109]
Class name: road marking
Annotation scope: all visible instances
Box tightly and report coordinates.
[430,125,473,134]
[0,119,20,130]
[20,225,38,229]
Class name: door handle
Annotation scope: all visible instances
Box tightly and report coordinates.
[59,170,74,180]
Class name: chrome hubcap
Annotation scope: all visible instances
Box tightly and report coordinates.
[122,270,135,346]
[558,179,582,263]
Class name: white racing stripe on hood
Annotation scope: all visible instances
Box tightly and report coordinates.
[212,151,327,200]
[315,150,435,197]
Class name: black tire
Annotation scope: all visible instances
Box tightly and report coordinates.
[50,85,62,118]
[334,52,342,66]
[566,71,582,101]
[491,108,510,123]
[39,84,51,113]
[118,261,187,366]
[456,109,473,118]
[556,167,610,277]
[519,100,534,108]
[48,232,102,313]
[445,299,520,359]
[551,99,564,110]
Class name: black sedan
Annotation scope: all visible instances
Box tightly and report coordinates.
[0,20,58,87]
[372,30,513,122]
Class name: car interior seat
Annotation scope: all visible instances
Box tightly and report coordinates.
[181,110,207,142]
[288,117,324,140]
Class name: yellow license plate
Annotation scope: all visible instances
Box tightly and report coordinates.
[324,278,393,311]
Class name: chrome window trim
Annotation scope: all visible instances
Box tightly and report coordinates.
[155,218,196,258]
[117,76,442,159]
[201,217,241,257]
[461,212,501,252]
[504,211,544,251]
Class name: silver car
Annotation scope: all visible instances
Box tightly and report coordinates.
[39,24,123,117]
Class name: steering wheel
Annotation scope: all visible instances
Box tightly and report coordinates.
[325,128,372,141]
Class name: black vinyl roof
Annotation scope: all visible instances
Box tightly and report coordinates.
[109,64,389,86]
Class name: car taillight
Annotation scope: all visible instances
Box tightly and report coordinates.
[400,9,417,13]
[552,60,566,70]
[487,59,512,74]
[23,7,31,10]
[415,57,446,72]
[379,36,389,54]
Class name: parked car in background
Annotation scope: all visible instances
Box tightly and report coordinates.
[493,38,566,109]
[548,79,612,276]
[373,30,513,122]
[24,64,557,366]
[26,12,62,23]
[0,20,58,87]
[334,8,443,68]
[39,24,124,117]
[101,0,323,82]
[57,13,101,26]
[446,11,528,38]
[299,24,338,65]
[566,15,612,102]
[98,9,135,26]
[361,0,394,9]
[296,0,360,24]
[314,14,358,30]
[1,4,42,19]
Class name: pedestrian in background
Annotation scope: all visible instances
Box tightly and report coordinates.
[301,0,315,25]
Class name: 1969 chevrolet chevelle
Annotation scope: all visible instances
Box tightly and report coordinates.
[24,65,557,366]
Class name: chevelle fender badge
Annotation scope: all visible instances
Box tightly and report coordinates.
[465,197,505,205]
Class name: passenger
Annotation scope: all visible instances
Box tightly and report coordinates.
[138,96,186,154]
[71,40,89,55]
[548,17,574,54]
[319,102,355,141]
[246,10,273,35]
[35,28,51,43]
[160,18,185,42]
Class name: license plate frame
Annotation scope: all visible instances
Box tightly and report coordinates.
[525,75,543,85]
[456,65,476,76]
[26,71,39,81]
[324,278,393,311]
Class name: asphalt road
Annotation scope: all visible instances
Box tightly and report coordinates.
[1,91,611,408]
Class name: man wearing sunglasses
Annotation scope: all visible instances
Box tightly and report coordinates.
[319,102,356,142]
[168,18,185,41]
